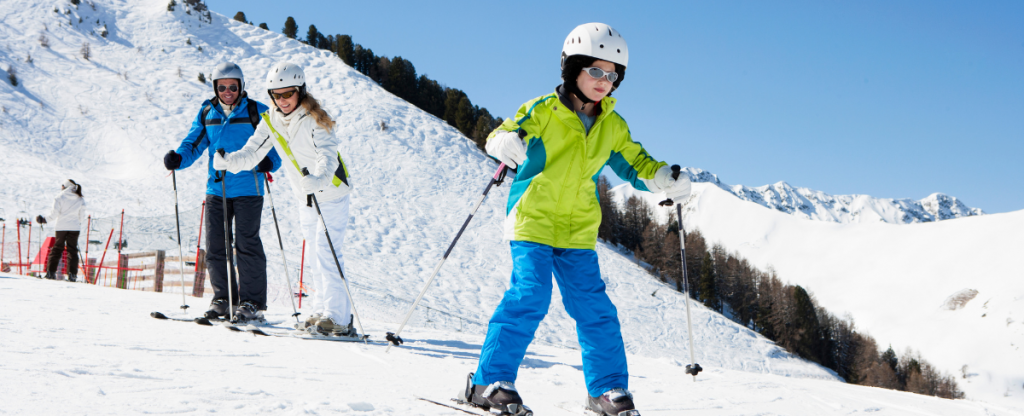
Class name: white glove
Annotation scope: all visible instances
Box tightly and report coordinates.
[300,174,325,194]
[652,165,692,203]
[485,130,527,169]
[212,151,248,173]
[212,152,230,171]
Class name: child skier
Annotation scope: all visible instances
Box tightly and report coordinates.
[461,23,691,416]
[214,62,356,336]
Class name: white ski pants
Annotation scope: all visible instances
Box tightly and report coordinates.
[299,194,351,325]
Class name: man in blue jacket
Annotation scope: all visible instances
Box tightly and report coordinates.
[163,62,281,323]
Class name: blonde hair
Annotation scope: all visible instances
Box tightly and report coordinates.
[300,91,336,132]
[271,89,336,132]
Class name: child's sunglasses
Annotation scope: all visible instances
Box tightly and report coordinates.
[583,67,618,83]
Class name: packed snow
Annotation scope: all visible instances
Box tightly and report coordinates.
[0,0,1019,414]
[3,273,1020,415]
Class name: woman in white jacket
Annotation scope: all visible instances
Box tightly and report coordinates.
[36,179,86,281]
[214,62,355,335]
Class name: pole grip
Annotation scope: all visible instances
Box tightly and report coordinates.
[658,165,683,207]
[300,168,312,207]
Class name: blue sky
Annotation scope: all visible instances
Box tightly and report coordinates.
[210,1,1024,213]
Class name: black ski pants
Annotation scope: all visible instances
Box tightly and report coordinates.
[205,195,267,310]
[46,231,80,276]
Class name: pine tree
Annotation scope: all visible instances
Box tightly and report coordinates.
[619,195,653,252]
[696,252,720,311]
[443,88,467,128]
[416,75,445,119]
[455,97,475,137]
[661,225,682,289]
[282,17,298,39]
[80,42,90,61]
[7,66,17,86]
[335,35,354,66]
[788,285,821,363]
[258,23,268,30]
[386,56,417,102]
[471,108,495,150]
[597,176,620,245]
[166,0,175,12]
[306,24,319,46]
[371,56,390,86]
[232,11,246,23]
[197,72,206,83]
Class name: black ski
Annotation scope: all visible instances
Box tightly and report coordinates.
[150,311,214,323]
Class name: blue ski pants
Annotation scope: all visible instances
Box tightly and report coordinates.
[474,241,628,397]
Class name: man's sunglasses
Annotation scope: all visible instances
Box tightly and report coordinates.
[217,84,239,93]
[583,67,618,83]
[271,90,298,100]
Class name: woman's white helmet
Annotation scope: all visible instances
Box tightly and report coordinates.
[265,62,305,91]
[561,23,628,68]
[212,62,245,91]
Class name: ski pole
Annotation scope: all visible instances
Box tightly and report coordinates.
[37,222,42,277]
[658,165,702,380]
[300,167,366,341]
[255,171,300,322]
[386,163,510,352]
[216,149,236,322]
[171,170,190,313]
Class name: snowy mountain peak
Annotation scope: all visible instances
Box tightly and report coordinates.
[664,167,985,224]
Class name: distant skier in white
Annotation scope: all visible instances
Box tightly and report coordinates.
[35,179,86,282]
[214,62,356,336]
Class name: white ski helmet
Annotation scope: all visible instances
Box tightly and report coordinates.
[561,23,628,68]
[211,62,245,92]
[265,62,305,92]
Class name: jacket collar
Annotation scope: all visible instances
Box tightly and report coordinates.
[553,84,617,134]
[208,92,248,117]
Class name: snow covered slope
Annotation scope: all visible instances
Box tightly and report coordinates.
[643,168,984,225]
[4,273,1019,415]
[0,0,844,393]
[614,182,1024,409]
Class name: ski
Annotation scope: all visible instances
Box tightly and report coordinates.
[417,398,484,415]
[240,326,390,343]
[150,311,215,323]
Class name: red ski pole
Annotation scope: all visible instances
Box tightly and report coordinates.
[26,221,31,275]
[97,229,114,285]
[84,215,91,282]
[16,220,22,275]
[194,201,205,275]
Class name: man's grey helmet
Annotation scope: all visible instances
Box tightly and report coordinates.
[212,62,245,92]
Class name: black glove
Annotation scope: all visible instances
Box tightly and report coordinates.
[256,156,274,173]
[163,150,182,170]
[36,215,46,224]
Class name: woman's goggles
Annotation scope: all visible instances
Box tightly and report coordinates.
[271,90,298,100]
